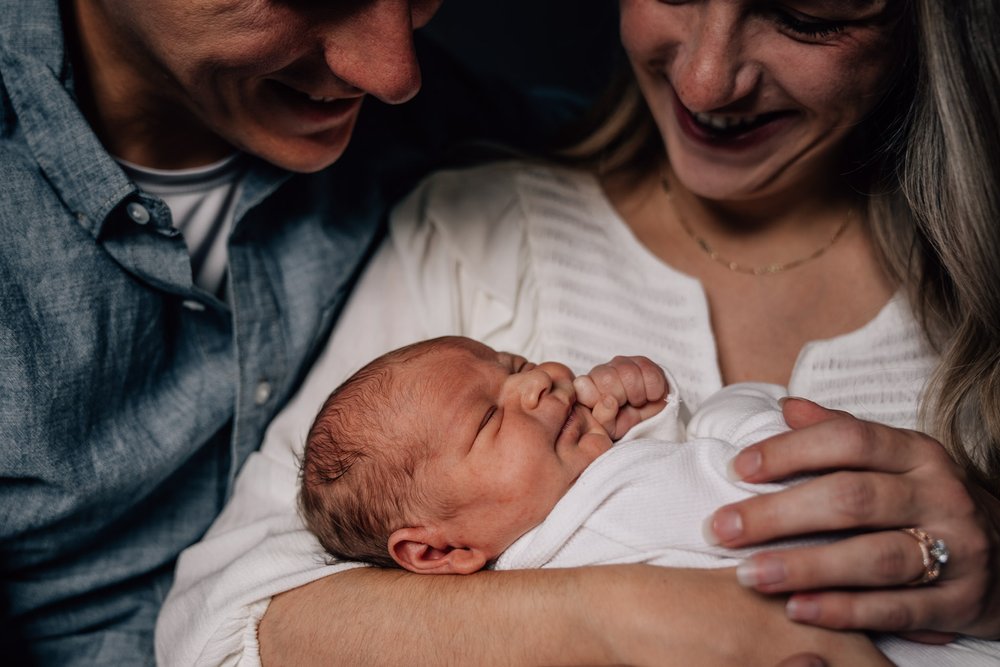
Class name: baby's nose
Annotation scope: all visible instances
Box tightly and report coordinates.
[520,363,576,409]
[518,368,555,409]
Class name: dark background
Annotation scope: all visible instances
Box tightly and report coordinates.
[425,0,622,100]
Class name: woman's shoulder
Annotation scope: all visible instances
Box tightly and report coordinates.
[379,161,598,350]
[393,159,596,229]
[388,159,600,278]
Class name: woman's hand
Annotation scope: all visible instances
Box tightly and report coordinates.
[709,397,1000,639]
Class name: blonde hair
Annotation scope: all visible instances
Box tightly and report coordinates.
[559,0,1000,490]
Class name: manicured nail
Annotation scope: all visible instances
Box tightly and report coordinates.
[778,395,806,406]
[709,510,743,543]
[729,450,761,480]
[786,597,821,622]
[736,558,786,587]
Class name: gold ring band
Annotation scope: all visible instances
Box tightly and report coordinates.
[899,527,950,585]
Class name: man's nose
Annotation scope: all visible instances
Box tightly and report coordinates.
[670,6,759,112]
[321,0,423,105]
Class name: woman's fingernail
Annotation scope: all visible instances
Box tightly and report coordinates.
[730,450,761,479]
[736,559,786,587]
[778,395,805,406]
[709,510,743,543]
[787,597,821,622]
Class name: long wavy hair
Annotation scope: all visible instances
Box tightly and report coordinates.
[558,0,1000,490]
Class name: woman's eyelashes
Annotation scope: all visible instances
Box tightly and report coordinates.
[652,1,849,41]
[767,6,848,39]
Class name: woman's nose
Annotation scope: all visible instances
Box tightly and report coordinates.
[671,7,759,111]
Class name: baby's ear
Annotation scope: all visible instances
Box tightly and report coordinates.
[388,527,488,575]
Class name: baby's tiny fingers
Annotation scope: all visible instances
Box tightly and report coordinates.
[572,375,603,409]
[625,355,669,402]
[588,363,632,405]
[592,395,620,435]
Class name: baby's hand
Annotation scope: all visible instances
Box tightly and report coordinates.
[573,356,668,440]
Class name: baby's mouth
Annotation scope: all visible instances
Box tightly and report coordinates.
[559,408,577,436]
[555,404,580,448]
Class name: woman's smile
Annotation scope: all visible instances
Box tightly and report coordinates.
[621,0,899,202]
[670,87,797,154]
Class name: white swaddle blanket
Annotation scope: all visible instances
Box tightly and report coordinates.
[494,383,1000,666]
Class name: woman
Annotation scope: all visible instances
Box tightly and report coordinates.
[158,1,1000,664]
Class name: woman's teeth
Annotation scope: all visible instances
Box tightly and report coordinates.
[693,112,761,132]
[307,94,338,103]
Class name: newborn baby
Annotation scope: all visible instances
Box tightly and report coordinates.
[300,334,814,573]
[298,335,1000,666]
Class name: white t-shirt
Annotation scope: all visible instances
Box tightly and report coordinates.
[118,154,246,296]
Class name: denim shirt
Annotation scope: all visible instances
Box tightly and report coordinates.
[0,2,579,664]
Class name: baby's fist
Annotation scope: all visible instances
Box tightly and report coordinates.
[573,356,668,440]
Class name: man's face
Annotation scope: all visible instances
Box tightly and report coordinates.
[76,0,442,171]
[404,339,612,559]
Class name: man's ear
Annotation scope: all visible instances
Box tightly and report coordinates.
[388,527,488,575]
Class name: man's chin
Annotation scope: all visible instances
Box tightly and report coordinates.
[257,141,351,173]
[236,122,358,173]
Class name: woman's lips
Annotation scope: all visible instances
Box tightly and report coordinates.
[672,93,795,151]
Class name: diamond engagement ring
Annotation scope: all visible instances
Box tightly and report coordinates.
[900,528,950,585]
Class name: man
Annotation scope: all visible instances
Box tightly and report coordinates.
[0,1,575,663]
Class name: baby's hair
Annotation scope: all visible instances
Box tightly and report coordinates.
[299,338,458,567]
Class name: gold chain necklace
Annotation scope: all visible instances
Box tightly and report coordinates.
[659,175,852,276]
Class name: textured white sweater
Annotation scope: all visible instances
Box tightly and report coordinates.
[495,383,1000,666]
[156,162,954,666]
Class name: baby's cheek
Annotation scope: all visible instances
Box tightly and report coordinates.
[579,432,613,462]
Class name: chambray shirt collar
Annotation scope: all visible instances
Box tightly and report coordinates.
[1,0,292,241]
[2,0,138,239]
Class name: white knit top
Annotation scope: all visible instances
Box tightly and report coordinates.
[391,161,937,426]
[156,162,942,666]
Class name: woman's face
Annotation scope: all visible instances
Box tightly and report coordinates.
[620,0,900,203]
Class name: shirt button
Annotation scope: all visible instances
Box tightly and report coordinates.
[182,299,206,312]
[126,202,151,225]
[254,381,272,406]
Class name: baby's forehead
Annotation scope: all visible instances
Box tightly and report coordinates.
[397,340,500,401]
[416,338,498,368]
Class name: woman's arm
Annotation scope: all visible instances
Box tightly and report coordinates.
[155,239,438,665]
[260,566,888,666]
[716,398,1000,639]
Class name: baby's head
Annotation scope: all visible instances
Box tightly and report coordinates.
[299,336,613,574]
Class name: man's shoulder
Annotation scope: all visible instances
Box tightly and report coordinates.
[0,139,66,224]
